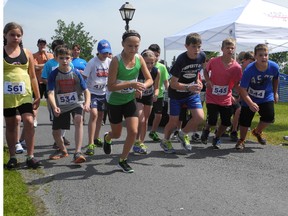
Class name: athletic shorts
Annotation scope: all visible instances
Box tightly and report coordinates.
[239,101,275,127]
[206,103,233,127]
[231,102,241,114]
[90,94,106,111]
[152,97,164,114]
[136,95,153,106]
[33,83,47,99]
[107,99,138,124]
[4,103,33,117]
[52,107,83,130]
[169,94,202,116]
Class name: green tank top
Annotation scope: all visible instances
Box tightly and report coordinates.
[107,54,141,105]
[3,51,32,109]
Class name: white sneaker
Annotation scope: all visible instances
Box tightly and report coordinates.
[15,143,24,154]
[34,119,38,128]
[20,140,27,150]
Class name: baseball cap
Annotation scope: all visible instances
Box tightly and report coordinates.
[97,39,112,54]
[37,38,47,44]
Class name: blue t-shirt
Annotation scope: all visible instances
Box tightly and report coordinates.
[41,58,74,80]
[240,60,279,106]
[72,57,87,71]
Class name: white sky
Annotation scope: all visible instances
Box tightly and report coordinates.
[3,0,288,66]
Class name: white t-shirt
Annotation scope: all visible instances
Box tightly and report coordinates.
[83,56,111,95]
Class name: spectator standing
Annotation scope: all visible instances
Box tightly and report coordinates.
[33,38,54,127]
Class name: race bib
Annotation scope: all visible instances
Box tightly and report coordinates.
[248,87,265,99]
[93,82,106,90]
[143,86,154,96]
[4,81,26,94]
[212,85,228,95]
[116,79,136,94]
[57,92,79,105]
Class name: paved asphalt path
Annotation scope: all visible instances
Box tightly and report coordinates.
[13,106,288,216]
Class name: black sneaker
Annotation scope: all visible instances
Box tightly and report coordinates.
[26,158,42,169]
[191,133,201,143]
[53,142,60,150]
[6,158,18,170]
[201,129,209,144]
[230,131,238,142]
[103,132,112,155]
[118,159,134,173]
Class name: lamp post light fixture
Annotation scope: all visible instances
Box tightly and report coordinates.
[119,2,136,31]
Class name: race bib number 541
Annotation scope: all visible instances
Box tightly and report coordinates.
[57,92,79,105]
[4,81,26,94]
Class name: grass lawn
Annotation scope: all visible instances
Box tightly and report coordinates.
[3,102,287,215]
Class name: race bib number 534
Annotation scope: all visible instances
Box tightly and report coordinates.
[57,92,79,105]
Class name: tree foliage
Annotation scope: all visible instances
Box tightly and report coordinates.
[49,19,97,61]
[270,52,288,74]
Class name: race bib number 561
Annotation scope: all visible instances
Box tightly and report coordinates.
[4,81,26,94]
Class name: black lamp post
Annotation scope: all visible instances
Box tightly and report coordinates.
[119,2,136,31]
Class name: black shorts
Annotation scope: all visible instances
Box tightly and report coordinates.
[152,97,164,114]
[239,101,275,127]
[4,103,33,117]
[231,102,241,114]
[52,107,83,130]
[206,103,233,127]
[107,99,138,124]
[33,83,47,99]
[136,95,153,106]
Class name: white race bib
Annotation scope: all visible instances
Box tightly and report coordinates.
[4,81,26,94]
[248,87,265,99]
[116,79,137,94]
[212,85,228,95]
[57,92,79,105]
[93,82,106,90]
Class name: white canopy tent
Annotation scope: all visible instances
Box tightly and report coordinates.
[164,0,288,56]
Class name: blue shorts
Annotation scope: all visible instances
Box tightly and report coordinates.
[169,94,202,116]
[90,94,106,111]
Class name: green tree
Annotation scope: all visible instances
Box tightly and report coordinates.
[270,52,288,74]
[49,19,97,61]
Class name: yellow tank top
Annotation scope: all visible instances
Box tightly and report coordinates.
[3,51,32,108]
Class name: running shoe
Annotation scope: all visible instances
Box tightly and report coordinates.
[191,133,201,143]
[160,140,176,154]
[6,158,18,170]
[171,130,179,140]
[103,132,112,155]
[133,141,148,155]
[33,119,38,128]
[49,150,69,160]
[118,159,134,173]
[177,131,192,151]
[252,129,267,145]
[235,139,245,150]
[212,137,221,149]
[201,129,210,144]
[26,157,42,169]
[85,144,96,156]
[20,140,27,150]
[73,152,86,163]
[15,143,24,154]
[149,131,161,142]
[94,138,103,147]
